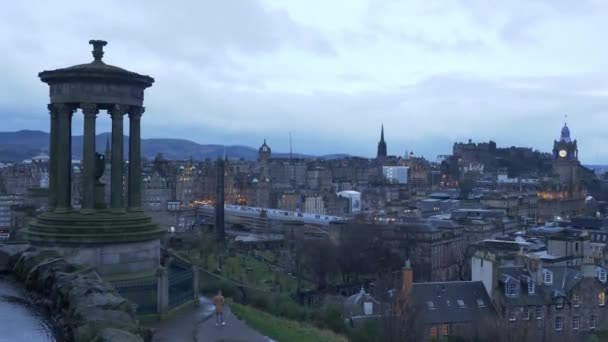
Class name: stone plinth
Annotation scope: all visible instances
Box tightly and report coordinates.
[25,210,164,278]
[59,239,160,278]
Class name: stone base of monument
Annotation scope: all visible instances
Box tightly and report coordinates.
[58,239,160,278]
[25,210,164,246]
[24,208,165,286]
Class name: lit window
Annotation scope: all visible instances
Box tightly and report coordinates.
[590,315,597,329]
[572,316,579,330]
[430,326,438,337]
[599,291,605,307]
[543,270,553,285]
[476,299,485,308]
[442,324,449,336]
[523,307,530,320]
[536,307,543,320]
[509,310,516,321]
[555,317,563,331]
[572,293,580,307]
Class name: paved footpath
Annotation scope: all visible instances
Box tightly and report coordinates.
[151,297,275,342]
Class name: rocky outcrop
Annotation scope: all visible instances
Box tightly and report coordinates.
[0,244,151,342]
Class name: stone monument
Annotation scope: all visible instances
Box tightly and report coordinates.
[25,40,164,281]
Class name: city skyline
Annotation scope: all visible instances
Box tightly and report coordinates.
[1,1,608,162]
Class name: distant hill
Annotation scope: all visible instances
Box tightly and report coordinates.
[0,130,347,162]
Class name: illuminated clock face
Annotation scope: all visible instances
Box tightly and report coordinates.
[559,150,567,158]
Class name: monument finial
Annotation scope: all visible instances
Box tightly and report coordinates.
[89,40,107,63]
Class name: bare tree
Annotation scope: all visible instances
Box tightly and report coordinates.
[301,239,338,290]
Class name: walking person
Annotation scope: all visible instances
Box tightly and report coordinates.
[213,290,226,326]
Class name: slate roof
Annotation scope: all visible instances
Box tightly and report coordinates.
[411,281,496,324]
[497,265,585,306]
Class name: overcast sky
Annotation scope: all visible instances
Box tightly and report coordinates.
[1,0,608,163]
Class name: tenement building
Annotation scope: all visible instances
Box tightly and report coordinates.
[473,252,608,341]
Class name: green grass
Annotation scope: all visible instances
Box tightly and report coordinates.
[204,253,310,292]
[230,302,348,342]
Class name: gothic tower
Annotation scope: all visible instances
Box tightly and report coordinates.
[258,139,271,162]
[377,124,387,158]
[552,122,580,187]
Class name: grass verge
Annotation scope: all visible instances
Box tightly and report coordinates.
[230,302,348,342]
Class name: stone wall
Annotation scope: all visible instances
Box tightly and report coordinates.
[0,244,151,342]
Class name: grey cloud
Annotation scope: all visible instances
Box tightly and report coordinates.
[1,1,607,163]
[457,0,608,45]
[3,69,608,162]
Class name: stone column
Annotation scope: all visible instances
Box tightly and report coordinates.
[81,103,98,211]
[109,105,128,210]
[48,104,58,210]
[128,107,144,210]
[54,104,74,211]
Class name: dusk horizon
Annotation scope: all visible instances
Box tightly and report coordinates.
[2,1,608,163]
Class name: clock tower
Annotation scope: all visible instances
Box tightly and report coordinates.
[552,122,579,186]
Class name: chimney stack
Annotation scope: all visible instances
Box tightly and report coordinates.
[402,259,413,294]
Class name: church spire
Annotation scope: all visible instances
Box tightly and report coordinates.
[104,135,111,159]
[377,124,387,159]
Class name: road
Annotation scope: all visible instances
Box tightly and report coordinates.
[151,297,275,342]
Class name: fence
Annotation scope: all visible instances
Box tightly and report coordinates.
[113,277,158,315]
[168,266,194,310]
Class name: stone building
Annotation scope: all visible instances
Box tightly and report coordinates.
[473,254,608,341]
[384,262,498,340]
[366,220,466,282]
[537,123,586,223]
[304,195,325,215]
[306,166,332,191]
[176,162,196,204]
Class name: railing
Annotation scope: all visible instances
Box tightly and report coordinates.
[113,278,158,314]
[168,268,194,310]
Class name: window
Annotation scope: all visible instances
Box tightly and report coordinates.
[599,291,606,307]
[543,270,553,285]
[572,293,580,307]
[590,315,597,329]
[509,310,516,321]
[598,268,607,283]
[555,317,563,331]
[442,324,449,336]
[430,326,438,338]
[572,316,579,330]
[363,302,373,315]
[476,299,486,308]
[427,301,435,310]
[457,300,466,308]
[523,307,530,320]
[528,281,535,295]
[506,281,518,296]
[536,307,543,320]
[556,297,564,309]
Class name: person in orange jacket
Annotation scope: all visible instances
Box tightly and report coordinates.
[213,290,226,326]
